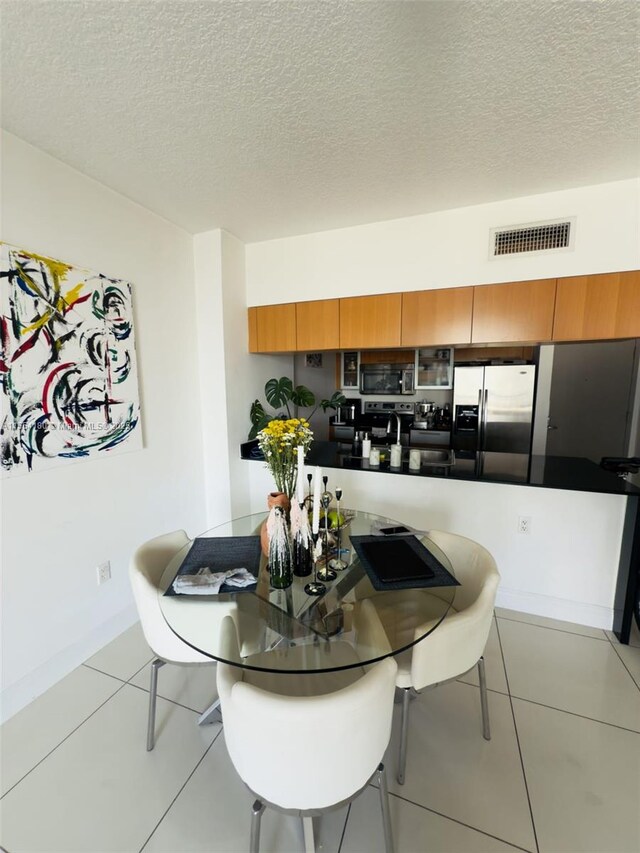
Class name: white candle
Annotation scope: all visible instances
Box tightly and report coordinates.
[296,445,305,504]
[312,466,322,534]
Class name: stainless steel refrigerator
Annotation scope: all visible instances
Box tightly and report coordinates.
[452,365,536,479]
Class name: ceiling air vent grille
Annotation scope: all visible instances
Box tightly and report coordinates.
[490,219,574,257]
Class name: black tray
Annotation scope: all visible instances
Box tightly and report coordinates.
[350,535,459,591]
[164,536,262,596]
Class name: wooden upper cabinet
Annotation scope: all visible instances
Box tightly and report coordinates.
[295,299,340,351]
[401,287,473,347]
[472,279,556,344]
[247,307,258,353]
[339,294,402,349]
[553,271,640,341]
[255,303,297,352]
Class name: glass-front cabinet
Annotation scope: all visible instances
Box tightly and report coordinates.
[340,351,360,389]
[415,347,454,389]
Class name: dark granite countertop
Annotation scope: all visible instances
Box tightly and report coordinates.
[240,440,640,497]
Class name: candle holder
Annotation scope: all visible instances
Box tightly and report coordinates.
[304,532,326,596]
[316,490,337,582]
[329,487,348,572]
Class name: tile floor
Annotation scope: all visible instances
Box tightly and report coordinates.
[1,613,639,853]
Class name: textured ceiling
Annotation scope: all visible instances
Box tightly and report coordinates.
[1,1,639,241]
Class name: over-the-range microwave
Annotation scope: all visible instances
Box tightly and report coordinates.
[359,363,415,395]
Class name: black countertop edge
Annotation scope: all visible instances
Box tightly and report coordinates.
[239,439,640,497]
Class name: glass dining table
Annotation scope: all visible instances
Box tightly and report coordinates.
[158,510,459,688]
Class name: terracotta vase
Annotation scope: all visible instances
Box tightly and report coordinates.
[260,492,291,556]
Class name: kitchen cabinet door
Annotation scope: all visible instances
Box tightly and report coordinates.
[415,347,454,389]
[472,279,556,343]
[401,287,473,346]
[248,307,258,353]
[340,351,360,389]
[553,271,640,341]
[296,299,340,351]
[255,303,297,352]
[339,294,402,349]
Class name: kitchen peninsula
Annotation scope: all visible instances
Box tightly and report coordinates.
[240,439,639,645]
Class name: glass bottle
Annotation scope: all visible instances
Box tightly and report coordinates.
[291,501,313,577]
[268,505,293,589]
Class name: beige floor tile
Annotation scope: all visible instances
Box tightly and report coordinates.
[0,685,218,853]
[611,642,640,690]
[513,698,640,853]
[495,607,607,640]
[129,660,218,713]
[84,621,153,681]
[384,681,536,851]
[342,785,528,853]
[0,666,122,796]
[458,618,508,694]
[497,618,640,731]
[144,731,347,852]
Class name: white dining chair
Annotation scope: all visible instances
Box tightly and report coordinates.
[129,529,225,750]
[216,604,398,853]
[371,530,500,784]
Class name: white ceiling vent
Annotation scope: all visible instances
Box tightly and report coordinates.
[489,218,575,259]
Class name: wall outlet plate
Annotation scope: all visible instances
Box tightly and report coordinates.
[518,516,532,535]
[97,561,111,585]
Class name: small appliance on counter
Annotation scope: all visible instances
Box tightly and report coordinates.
[331,397,361,425]
[410,401,452,448]
[329,398,361,447]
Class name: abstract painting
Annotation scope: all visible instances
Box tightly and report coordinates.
[0,243,142,476]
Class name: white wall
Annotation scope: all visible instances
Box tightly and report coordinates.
[194,229,292,523]
[243,459,626,629]
[1,132,207,721]
[246,179,640,304]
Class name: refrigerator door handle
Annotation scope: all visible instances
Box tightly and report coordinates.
[477,389,489,476]
[475,388,484,476]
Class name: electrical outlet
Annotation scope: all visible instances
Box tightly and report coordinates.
[518,516,532,535]
[96,561,111,585]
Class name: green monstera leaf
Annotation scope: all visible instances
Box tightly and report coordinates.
[265,377,294,410]
[319,391,347,411]
[247,375,345,439]
[291,385,315,408]
[248,399,271,440]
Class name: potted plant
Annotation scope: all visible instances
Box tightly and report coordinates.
[248,377,345,441]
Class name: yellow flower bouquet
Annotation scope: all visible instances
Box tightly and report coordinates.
[257,417,313,499]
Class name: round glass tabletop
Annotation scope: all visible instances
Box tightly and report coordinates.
[158,510,458,674]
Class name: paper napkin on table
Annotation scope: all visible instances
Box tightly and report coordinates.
[172,567,256,595]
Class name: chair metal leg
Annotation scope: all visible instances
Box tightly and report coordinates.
[377,763,395,853]
[250,800,265,853]
[302,816,315,853]
[477,656,491,741]
[198,697,222,725]
[147,658,165,751]
[397,687,411,785]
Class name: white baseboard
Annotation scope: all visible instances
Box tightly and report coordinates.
[496,587,614,631]
[1,605,138,724]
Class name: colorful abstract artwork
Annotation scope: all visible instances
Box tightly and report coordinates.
[0,243,142,476]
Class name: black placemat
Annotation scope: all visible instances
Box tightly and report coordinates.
[164,536,262,596]
[350,535,459,591]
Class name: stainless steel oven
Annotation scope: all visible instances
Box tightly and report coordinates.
[359,363,415,395]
